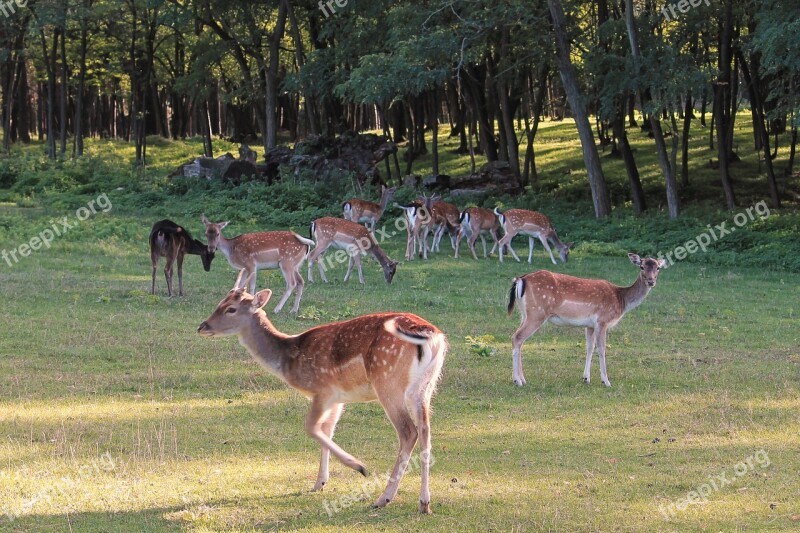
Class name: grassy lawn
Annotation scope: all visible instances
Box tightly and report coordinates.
[1,116,799,531]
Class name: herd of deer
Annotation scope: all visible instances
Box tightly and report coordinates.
[148,186,665,514]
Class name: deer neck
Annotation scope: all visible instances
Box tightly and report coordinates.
[216,235,234,261]
[237,311,294,380]
[619,275,652,313]
[188,239,207,255]
[369,241,394,273]
[547,229,565,250]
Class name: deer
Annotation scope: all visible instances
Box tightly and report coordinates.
[454,207,501,260]
[421,200,461,255]
[307,217,398,284]
[201,215,315,314]
[343,185,398,232]
[495,208,573,265]
[506,253,665,387]
[197,269,448,514]
[396,194,436,261]
[149,219,215,297]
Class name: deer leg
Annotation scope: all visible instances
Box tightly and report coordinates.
[306,245,323,283]
[164,259,174,297]
[353,253,365,285]
[151,253,159,295]
[539,236,558,265]
[312,403,344,492]
[583,327,596,384]
[527,237,535,264]
[596,326,612,387]
[489,229,500,256]
[410,386,435,514]
[497,234,508,262]
[343,254,356,283]
[290,269,305,314]
[274,264,295,313]
[503,232,521,262]
[373,392,418,509]
[511,313,547,386]
[176,253,185,296]
[248,267,258,295]
[306,396,367,476]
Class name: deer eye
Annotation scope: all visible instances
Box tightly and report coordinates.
[226,307,237,314]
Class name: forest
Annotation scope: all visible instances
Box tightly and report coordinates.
[1,0,798,217]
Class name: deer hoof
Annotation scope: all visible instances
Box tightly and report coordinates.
[311,481,326,492]
[603,381,612,388]
[583,377,590,384]
[419,501,432,514]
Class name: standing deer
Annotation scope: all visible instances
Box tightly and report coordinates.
[396,195,436,261]
[507,253,665,387]
[149,219,215,297]
[201,215,315,314]
[307,217,398,284]
[197,270,447,513]
[495,208,573,264]
[343,185,397,232]
[454,207,501,259]
[421,201,461,255]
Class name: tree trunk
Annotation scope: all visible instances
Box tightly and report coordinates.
[59,0,68,157]
[74,6,90,157]
[613,113,646,213]
[714,0,737,209]
[265,0,288,151]
[681,93,692,187]
[548,0,610,218]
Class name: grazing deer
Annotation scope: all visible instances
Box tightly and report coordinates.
[454,207,501,259]
[421,201,461,255]
[495,208,573,264]
[201,215,315,314]
[149,219,215,297]
[343,185,397,232]
[307,217,398,284]
[507,253,665,387]
[197,270,447,513]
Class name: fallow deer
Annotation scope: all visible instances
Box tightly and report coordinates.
[343,185,397,232]
[396,195,436,261]
[197,270,447,513]
[507,253,665,387]
[421,201,461,255]
[201,215,315,314]
[307,217,398,284]
[454,207,501,259]
[149,219,215,297]
[495,208,573,264]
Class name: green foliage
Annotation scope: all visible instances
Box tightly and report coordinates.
[465,335,497,357]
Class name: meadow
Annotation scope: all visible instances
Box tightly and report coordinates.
[0,115,799,532]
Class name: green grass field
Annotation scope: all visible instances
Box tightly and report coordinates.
[1,116,799,531]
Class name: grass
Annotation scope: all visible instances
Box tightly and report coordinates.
[0,115,799,531]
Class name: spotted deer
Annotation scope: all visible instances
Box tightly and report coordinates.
[149,219,215,297]
[421,201,461,255]
[396,195,436,261]
[307,217,398,284]
[197,270,447,513]
[343,185,397,232]
[495,208,573,265]
[454,207,501,259]
[507,254,665,387]
[202,215,315,314]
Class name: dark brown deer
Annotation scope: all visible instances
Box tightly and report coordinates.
[150,220,215,296]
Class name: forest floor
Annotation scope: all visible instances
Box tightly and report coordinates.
[0,115,799,531]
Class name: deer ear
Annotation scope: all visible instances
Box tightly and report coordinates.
[657,259,667,269]
[253,289,272,309]
[218,221,229,230]
[566,242,575,250]
[628,253,642,266]
[201,214,210,225]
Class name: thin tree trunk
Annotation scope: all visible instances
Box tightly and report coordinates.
[265,0,288,150]
[74,5,90,157]
[549,0,610,217]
